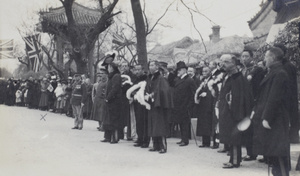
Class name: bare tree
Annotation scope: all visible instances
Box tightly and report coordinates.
[178,0,218,54]
[130,0,148,70]
[58,0,121,74]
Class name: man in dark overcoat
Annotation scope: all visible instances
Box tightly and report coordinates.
[172,61,196,146]
[208,60,225,149]
[252,47,291,176]
[195,66,214,147]
[240,49,266,161]
[218,54,253,169]
[131,64,149,148]
[274,44,299,143]
[146,60,173,154]
[119,61,135,140]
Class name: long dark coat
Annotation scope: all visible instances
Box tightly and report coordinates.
[171,75,196,123]
[196,80,214,136]
[219,72,253,145]
[91,81,107,122]
[283,61,299,142]
[252,64,290,157]
[103,71,122,130]
[146,71,174,137]
[120,71,134,129]
[32,81,41,109]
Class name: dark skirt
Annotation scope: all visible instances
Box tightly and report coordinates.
[39,91,49,107]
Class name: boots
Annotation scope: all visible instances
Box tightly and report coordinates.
[110,130,118,144]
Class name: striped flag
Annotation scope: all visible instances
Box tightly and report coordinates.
[23,34,42,72]
[0,39,14,59]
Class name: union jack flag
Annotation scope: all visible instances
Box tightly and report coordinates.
[23,34,42,72]
[0,39,14,59]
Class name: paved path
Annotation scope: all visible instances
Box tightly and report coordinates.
[0,105,299,176]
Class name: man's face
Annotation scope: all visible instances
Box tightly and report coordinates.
[220,55,235,73]
[149,62,158,74]
[120,63,129,73]
[134,65,143,76]
[81,75,86,81]
[208,61,216,70]
[75,76,80,81]
[187,67,195,77]
[177,68,186,77]
[264,51,275,68]
[241,51,252,65]
[202,67,211,78]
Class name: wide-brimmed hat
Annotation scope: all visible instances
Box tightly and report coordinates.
[176,61,187,70]
[101,53,116,66]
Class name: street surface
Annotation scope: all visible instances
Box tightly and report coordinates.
[0,105,299,176]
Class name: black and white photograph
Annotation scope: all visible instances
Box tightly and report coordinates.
[0,0,300,176]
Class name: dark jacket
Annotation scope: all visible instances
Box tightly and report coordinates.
[171,74,196,123]
[70,81,87,106]
[252,64,290,157]
[196,78,214,136]
[283,61,299,142]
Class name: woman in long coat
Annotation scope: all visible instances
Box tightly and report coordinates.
[102,63,122,144]
[91,69,108,130]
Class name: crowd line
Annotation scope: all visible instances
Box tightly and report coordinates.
[1,45,300,176]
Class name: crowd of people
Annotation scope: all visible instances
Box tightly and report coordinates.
[1,45,300,176]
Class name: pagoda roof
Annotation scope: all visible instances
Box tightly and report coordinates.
[40,2,102,27]
[248,0,272,26]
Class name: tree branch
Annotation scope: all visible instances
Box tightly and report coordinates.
[146,0,175,36]
[18,57,29,67]
[180,0,207,53]
[142,0,149,35]
[125,23,136,33]
[98,0,103,12]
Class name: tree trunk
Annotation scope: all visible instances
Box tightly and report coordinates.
[55,36,64,70]
[70,52,86,74]
[130,0,148,70]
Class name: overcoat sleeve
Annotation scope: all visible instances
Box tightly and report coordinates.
[262,71,288,126]
[231,75,253,122]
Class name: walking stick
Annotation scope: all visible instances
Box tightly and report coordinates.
[188,110,199,147]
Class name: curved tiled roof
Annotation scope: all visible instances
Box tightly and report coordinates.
[248,0,272,26]
[40,2,102,26]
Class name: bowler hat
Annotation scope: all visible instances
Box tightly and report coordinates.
[176,61,187,70]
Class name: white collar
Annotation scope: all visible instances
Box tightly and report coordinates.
[181,73,187,79]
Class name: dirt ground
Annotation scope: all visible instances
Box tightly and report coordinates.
[0,105,299,176]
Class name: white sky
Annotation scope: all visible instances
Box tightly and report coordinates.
[0,0,264,72]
